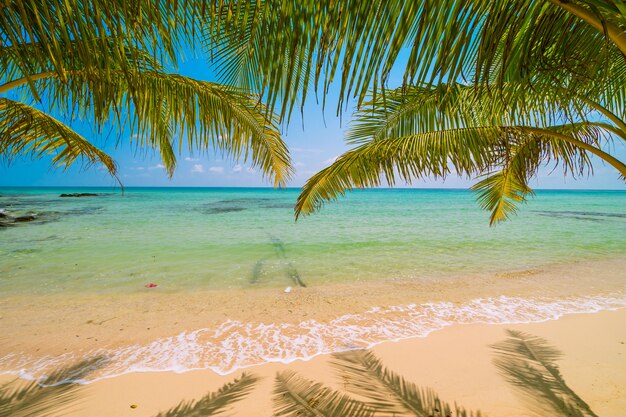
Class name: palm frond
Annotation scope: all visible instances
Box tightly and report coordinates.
[296,76,625,222]
[492,330,598,417]
[295,126,512,219]
[0,0,203,74]
[12,70,292,186]
[0,97,118,181]
[155,373,258,417]
[331,350,479,417]
[273,370,374,417]
[203,0,625,116]
[0,356,109,417]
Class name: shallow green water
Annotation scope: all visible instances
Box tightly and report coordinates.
[1,187,625,295]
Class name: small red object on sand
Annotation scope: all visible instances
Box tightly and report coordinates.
[145,283,158,288]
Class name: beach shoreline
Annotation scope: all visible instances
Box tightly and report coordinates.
[1,256,625,391]
[2,308,624,416]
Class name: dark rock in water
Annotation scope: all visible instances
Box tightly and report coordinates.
[0,209,7,218]
[0,221,14,228]
[14,214,37,222]
[60,193,102,198]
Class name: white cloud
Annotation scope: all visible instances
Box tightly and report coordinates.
[232,164,243,173]
[184,157,199,162]
[294,162,305,168]
[209,166,224,174]
[148,164,166,170]
[246,167,256,174]
[191,164,204,173]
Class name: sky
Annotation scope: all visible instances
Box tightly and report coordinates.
[2,50,625,190]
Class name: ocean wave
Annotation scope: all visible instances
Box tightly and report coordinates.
[2,293,625,384]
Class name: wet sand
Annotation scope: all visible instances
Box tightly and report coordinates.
[1,257,625,364]
[2,308,624,417]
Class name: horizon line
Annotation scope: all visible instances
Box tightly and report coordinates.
[1,185,625,192]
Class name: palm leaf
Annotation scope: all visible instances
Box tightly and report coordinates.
[0,0,202,76]
[273,370,374,417]
[331,350,479,417]
[155,373,258,417]
[492,330,598,417]
[295,77,625,222]
[203,0,625,117]
[0,97,119,181]
[7,70,292,186]
[294,126,512,219]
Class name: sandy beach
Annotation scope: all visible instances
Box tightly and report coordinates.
[2,308,623,416]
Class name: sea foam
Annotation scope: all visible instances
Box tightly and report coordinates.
[2,293,625,384]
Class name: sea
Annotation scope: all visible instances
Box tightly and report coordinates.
[1,187,625,381]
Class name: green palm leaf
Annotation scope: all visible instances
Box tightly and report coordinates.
[154,373,258,417]
[296,79,625,223]
[273,370,374,417]
[492,330,598,417]
[0,0,201,75]
[5,69,293,186]
[203,0,625,116]
[0,97,118,180]
[295,127,503,220]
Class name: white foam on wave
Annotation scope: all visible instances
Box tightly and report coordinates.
[2,293,626,384]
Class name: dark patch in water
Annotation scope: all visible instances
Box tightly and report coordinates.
[250,258,266,284]
[271,237,287,258]
[64,206,106,216]
[532,210,625,221]
[286,262,306,288]
[214,198,273,204]
[262,203,294,209]
[197,198,293,214]
[12,248,42,254]
[268,236,306,287]
[202,207,247,215]
[59,193,111,198]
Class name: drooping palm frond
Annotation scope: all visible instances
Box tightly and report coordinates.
[0,37,160,93]
[295,81,625,223]
[0,97,118,180]
[154,373,258,417]
[4,68,292,186]
[295,127,503,219]
[0,0,203,75]
[203,0,432,118]
[0,356,109,417]
[470,123,609,225]
[492,330,599,417]
[331,350,479,417]
[203,0,625,117]
[273,370,375,417]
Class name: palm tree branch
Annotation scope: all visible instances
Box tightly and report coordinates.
[547,0,626,55]
[0,97,119,183]
[10,69,292,185]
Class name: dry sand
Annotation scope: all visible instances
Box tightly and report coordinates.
[2,308,624,417]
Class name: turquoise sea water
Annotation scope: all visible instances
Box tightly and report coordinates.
[0,188,626,294]
[1,187,626,380]
[1,187,625,295]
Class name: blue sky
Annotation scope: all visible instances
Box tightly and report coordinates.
[2,53,625,189]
